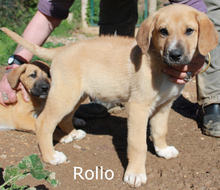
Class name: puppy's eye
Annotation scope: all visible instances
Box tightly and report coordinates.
[29,71,37,79]
[159,28,168,36]
[185,28,194,35]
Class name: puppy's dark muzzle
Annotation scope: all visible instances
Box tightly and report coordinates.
[169,49,183,62]
[164,48,190,66]
[31,79,50,98]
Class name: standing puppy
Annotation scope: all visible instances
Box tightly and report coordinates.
[1,4,218,187]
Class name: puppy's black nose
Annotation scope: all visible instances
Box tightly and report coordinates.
[41,85,49,93]
[169,49,183,61]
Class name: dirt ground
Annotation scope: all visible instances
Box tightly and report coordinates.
[0,31,219,190]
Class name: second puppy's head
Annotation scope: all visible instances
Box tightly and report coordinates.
[7,60,51,98]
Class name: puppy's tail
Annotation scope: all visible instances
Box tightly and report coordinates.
[0,27,59,61]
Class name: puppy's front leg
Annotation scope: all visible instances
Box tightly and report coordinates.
[150,101,179,159]
[36,112,67,165]
[124,101,150,188]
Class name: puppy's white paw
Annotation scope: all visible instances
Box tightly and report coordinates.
[73,117,86,127]
[49,151,67,165]
[155,146,179,159]
[124,173,147,188]
[60,135,73,144]
[60,129,86,144]
[72,129,86,140]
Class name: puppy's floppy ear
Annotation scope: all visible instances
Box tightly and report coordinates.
[196,12,218,56]
[30,60,50,78]
[7,64,28,89]
[136,13,157,54]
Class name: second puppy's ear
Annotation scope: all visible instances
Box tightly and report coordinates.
[7,64,27,89]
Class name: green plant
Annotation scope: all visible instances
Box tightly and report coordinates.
[0,154,59,189]
[0,0,38,30]
[70,0,82,23]
[0,34,17,66]
[51,20,78,37]
[86,0,100,26]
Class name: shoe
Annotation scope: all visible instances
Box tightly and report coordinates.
[74,101,124,119]
[93,99,124,114]
[202,104,220,137]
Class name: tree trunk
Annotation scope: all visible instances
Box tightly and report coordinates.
[148,0,156,15]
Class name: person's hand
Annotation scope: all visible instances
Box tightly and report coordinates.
[162,54,206,84]
[0,70,29,107]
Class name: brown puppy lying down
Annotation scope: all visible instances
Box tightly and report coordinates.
[1,4,218,187]
[0,61,86,142]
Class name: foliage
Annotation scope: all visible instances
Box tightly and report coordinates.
[86,0,100,26]
[0,154,59,189]
[0,34,17,66]
[0,0,80,65]
[70,0,82,24]
[0,0,38,30]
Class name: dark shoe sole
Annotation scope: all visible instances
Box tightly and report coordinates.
[74,103,109,119]
[202,104,220,138]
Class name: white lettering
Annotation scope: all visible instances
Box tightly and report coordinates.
[73,166,114,180]
[74,167,84,180]
[105,169,114,180]
[100,166,103,180]
[85,169,94,180]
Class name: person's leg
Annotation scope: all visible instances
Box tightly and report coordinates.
[197,0,220,137]
[99,0,138,37]
[75,0,138,118]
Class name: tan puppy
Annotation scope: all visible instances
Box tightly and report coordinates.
[1,4,218,187]
[0,61,86,142]
[0,61,51,132]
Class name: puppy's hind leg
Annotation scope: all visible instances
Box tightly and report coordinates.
[58,96,87,144]
[150,101,179,159]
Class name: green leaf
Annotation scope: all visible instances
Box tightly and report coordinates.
[29,154,45,171]
[19,154,45,171]
[30,169,50,180]
[8,183,28,190]
[46,172,60,187]
[3,165,26,184]
[0,154,60,189]
[18,157,29,170]
[47,179,60,187]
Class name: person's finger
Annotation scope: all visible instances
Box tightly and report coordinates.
[169,76,189,84]
[0,74,17,105]
[0,93,9,107]
[6,90,17,102]
[162,66,190,79]
[17,83,29,102]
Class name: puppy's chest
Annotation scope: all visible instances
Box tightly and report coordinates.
[32,109,42,119]
[155,76,185,107]
[31,103,45,119]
